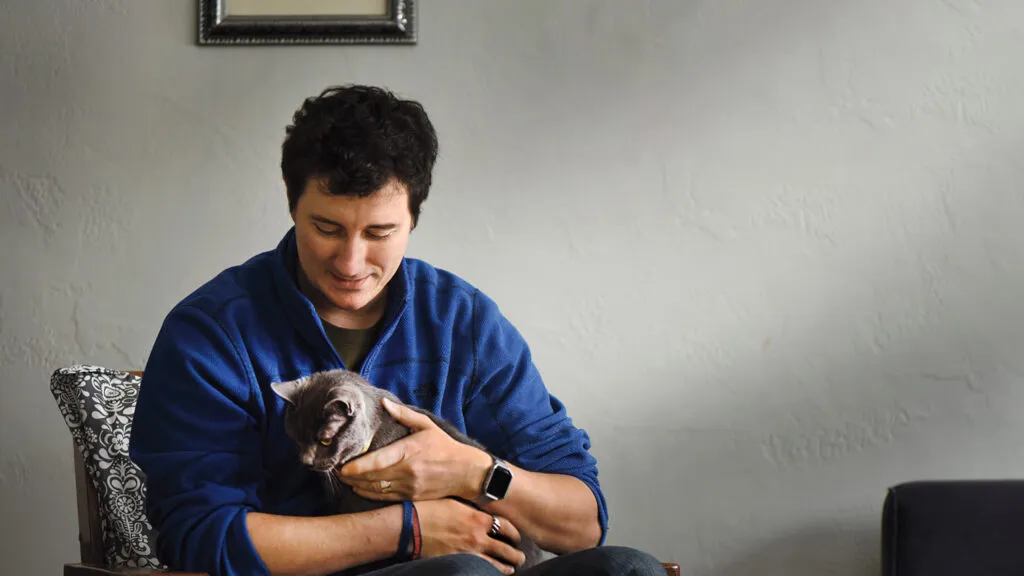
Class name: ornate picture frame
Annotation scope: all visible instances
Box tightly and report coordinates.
[198,0,417,45]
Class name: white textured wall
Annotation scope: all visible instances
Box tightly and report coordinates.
[4,1,1024,574]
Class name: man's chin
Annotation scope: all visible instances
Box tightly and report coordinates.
[326,295,372,313]
[325,286,384,310]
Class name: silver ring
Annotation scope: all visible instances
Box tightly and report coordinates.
[488,515,501,537]
[377,480,392,492]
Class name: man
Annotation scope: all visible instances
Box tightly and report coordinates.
[129,84,663,576]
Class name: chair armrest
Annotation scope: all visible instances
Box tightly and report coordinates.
[662,562,681,576]
[64,563,207,576]
[883,480,1024,576]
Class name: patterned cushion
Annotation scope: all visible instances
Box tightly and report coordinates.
[50,365,165,570]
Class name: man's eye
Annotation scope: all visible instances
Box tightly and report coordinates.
[367,231,392,240]
[314,223,339,235]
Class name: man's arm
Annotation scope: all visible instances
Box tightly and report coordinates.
[461,290,608,551]
[245,508,403,575]
[466,451,603,552]
[339,399,602,554]
[338,290,608,553]
[129,304,404,575]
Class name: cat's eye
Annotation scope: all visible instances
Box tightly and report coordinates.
[320,438,332,446]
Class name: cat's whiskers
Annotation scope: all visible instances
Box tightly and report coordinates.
[322,469,345,501]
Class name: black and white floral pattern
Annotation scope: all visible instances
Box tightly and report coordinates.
[50,365,165,570]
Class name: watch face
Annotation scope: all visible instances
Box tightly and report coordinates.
[487,465,513,498]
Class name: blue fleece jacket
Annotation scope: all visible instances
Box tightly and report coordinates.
[128,227,608,575]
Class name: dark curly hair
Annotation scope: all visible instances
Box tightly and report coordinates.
[281,84,439,226]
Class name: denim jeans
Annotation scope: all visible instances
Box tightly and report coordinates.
[359,546,666,576]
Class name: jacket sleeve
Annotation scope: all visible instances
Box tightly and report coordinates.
[462,289,610,545]
[128,304,270,575]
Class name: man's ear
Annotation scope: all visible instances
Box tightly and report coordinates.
[271,377,308,405]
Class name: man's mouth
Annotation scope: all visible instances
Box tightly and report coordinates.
[330,272,370,289]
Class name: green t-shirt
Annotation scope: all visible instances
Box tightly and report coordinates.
[321,319,382,372]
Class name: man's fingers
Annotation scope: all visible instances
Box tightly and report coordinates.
[344,473,404,493]
[339,457,406,482]
[342,478,388,492]
[474,553,515,576]
[492,514,522,546]
[343,473,411,500]
[485,538,526,571]
[350,486,404,501]
[338,442,407,477]
[480,514,524,569]
[381,397,435,431]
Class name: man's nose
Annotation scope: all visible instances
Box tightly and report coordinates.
[335,238,366,276]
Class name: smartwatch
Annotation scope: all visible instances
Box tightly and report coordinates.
[475,454,514,506]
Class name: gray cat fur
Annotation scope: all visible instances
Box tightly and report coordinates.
[271,368,547,571]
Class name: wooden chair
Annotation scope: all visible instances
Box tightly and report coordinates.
[63,370,681,576]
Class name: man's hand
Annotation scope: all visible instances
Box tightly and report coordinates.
[416,499,526,576]
[337,397,491,501]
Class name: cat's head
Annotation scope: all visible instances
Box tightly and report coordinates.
[271,370,379,472]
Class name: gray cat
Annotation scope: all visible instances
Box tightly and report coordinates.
[271,368,546,571]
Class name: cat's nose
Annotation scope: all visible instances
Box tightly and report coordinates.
[300,449,315,467]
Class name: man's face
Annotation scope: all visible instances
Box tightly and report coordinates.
[291,177,413,328]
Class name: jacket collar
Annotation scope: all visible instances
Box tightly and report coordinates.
[270,226,412,368]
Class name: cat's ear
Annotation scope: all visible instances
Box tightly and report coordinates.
[326,399,354,417]
[270,377,308,405]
